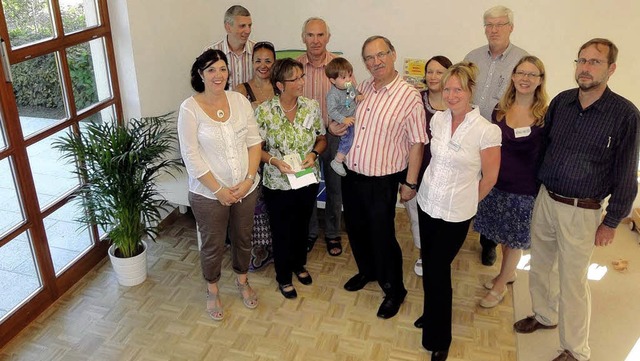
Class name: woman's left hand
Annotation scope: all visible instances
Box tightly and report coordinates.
[229,179,253,201]
[301,152,317,169]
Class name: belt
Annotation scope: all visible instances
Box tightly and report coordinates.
[547,190,601,210]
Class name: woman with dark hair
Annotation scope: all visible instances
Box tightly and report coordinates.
[474,55,548,308]
[415,62,501,361]
[234,42,277,272]
[235,41,276,109]
[404,55,453,277]
[178,49,262,321]
[255,58,326,299]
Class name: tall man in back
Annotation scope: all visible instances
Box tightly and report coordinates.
[334,36,426,319]
[206,5,254,89]
[464,5,528,266]
[296,17,345,257]
[513,38,639,361]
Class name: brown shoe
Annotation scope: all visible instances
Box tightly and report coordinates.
[513,315,557,333]
[551,350,581,361]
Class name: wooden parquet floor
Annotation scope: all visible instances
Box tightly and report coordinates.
[0,209,517,361]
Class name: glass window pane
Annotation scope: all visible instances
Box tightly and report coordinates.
[61,0,100,34]
[79,104,115,130]
[0,109,7,150]
[0,157,25,237]
[44,199,93,274]
[27,127,80,209]
[0,231,42,321]
[2,0,55,48]
[11,53,67,138]
[66,38,112,112]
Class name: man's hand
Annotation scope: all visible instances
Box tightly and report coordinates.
[595,223,616,247]
[399,184,417,202]
[328,121,349,137]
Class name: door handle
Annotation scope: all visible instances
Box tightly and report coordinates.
[1,37,13,83]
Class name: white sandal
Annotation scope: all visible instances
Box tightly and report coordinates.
[206,289,224,321]
[479,289,506,308]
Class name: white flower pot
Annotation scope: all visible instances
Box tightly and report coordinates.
[108,240,148,286]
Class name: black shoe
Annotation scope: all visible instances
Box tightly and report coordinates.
[344,273,373,292]
[278,283,297,299]
[376,293,406,319]
[414,315,425,328]
[306,236,317,253]
[294,268,313,285]
[431,350,449,361]
[481,247,497,266]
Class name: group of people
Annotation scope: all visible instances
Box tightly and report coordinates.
[176,4,640,361]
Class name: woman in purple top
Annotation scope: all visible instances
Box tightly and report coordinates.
[404,55,452,277]
[473,55,549,308]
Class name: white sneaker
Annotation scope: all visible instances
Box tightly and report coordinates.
[330,159,347,176]
[414,258,423,276]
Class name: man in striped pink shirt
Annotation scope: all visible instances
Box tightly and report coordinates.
[296,18,344,257]
[206,5,255,89]
[334,36,427,319]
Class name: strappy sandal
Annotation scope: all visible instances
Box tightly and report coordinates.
[235,278,258,309]
[206,289,224,321]
[326,237,342,256]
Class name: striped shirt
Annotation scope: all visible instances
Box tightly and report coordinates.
[346,74,428,176]
[538,87,640,227]
[296,51,337,128]
[206,37,255,89]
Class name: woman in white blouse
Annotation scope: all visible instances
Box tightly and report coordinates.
[414,62,501,361]
[178,49,262,321]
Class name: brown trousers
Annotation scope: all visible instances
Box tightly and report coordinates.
[189,190,258,283]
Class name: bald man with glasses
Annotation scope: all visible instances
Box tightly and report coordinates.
[464,4,528,266]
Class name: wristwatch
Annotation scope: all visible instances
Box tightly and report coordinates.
[402,180,417,190]
[245,174,256,183]
[310,150,320,158]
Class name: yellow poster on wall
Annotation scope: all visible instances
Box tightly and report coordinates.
[403,58,427,90]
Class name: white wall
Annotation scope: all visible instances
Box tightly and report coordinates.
[109,0,640,211]
[108,0,640,119]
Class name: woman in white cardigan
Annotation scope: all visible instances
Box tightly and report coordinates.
[178,49,262,321]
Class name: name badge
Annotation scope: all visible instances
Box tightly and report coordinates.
[302,114,314,129]
[514,126,531,138]
[448,139,461,152]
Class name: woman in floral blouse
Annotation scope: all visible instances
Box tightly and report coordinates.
[256,58,326,299]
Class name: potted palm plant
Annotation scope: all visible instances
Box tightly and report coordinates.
[53,113,182,286]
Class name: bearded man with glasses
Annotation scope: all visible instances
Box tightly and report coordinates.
[514,38,640,361]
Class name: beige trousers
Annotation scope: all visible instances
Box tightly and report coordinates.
[529,185,601,361]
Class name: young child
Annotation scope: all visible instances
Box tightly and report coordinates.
[325,57,363,176]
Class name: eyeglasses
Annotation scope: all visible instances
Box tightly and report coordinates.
[282,73,305,82]
[364,50,392,64]
[514,71,542,79]
[484,22,510,30]
[253,41,275,52]
[574,58,607,66]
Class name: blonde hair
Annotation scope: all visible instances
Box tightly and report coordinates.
[496,55,549,126]
[441,61,479,99]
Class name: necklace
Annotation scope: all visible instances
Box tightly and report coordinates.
[281,100,297,113]
[216,109,224,118]
[254,81,268,100]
